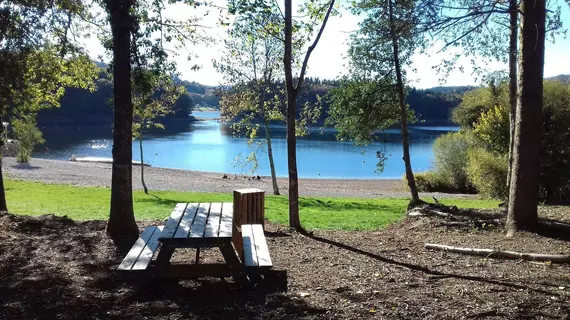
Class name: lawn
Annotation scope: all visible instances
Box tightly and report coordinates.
[5,179,500,231]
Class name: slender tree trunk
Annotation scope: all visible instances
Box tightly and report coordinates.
[139,131,148,194]
[0,118,7,212]
[284,0,301,230]
[506,0,545,236]
[106,0,138,240]
[388,0,419,203]
[264,120,280,195]
[0,161,7,212]
[506,0,518,200]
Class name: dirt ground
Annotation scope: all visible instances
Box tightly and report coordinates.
[1,209,570,320]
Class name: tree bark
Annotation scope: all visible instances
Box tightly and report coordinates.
[106,0,139,240]
[284,0,301,230]
[388,0,419,202]
[0,159,7,212]
[506,0,545,235]
[506,0,518,201]
[0,117,8,212]
[139,132,148,194]
[264,120,280,195]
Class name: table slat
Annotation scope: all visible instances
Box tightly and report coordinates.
[118,226,157,270]
[218,202,233,238]
[189,203,211,238]
[173,203,199,239]
[204,202,222,238]
[159,203,187,239]
[242,224,258,267]
[252,224,273,267]
[132,226,165,270]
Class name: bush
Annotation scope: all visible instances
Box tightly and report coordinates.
[473,104,510,154]
[467,148,508,199]
[431,132,474,192]
[12,118,44,163]
[452,83,508,129]
[413,172,457,193]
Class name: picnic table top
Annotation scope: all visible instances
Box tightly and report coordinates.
[158,202,234,243]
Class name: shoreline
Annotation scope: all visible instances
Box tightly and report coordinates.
[3,157,476,199]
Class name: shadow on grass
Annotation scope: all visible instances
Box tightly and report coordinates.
[305,233,560,297]
[268,197,407,212]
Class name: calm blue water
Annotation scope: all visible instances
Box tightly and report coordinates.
[35,111,458,179]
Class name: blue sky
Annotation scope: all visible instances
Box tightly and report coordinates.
[85,1,570,88]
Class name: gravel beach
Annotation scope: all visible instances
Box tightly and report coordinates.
[2,157,475,198]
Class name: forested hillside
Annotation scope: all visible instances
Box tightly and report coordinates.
[38,70,568,127]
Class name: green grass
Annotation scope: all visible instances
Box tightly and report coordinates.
[5,179,500,231]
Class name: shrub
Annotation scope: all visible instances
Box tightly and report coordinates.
[467,148,508,199]
[473,104,510,154]
[413,171,457,193]
[12,118,44,163]
[452,83,508,129]
[432,132,474,192]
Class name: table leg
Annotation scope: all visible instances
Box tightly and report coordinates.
[219,242,246,283]
[155,245,175,268]
[195,248,200,264]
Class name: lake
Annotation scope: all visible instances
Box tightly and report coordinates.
[35,111,458,179]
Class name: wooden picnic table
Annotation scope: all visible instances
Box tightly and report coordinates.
[118,201,274,282]
[156,202,243,280]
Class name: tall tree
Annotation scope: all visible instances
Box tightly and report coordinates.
[506,0,518,196]
[215,12,285,195]
[387,0,419,202]
[105,0,139,239]
[0,0,96,212]
[132,70,185,194]
[328,0,430,203]
[102,0,202,239]
[506,0,546,235]
[284,0,335,230]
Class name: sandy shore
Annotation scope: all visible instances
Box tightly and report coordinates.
[2,157,475,198]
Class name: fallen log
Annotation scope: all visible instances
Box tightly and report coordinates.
[437,219,504,228]
[425,243,570,263]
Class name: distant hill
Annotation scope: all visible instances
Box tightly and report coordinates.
[547,74,570,84]
[179,81,220,108]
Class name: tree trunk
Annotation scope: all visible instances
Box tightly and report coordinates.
[0,118,8,212]
[0,160,7,212]
[506,0,545,235]
[139,131,148,194]
[388,0,419,202]
[106,0,139,240]
[506,0,518,200]
[284,0,301,230]
[264,120,280,195]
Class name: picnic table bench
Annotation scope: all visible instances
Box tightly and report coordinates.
[117,202,273,282]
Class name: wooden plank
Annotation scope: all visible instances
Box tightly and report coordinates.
[132,226,165,270]
[219,202,233,238]
[204,203,222,238]
[242,224,258,267]
[248,193,253,224]
[251,224,273,267]
[159,203,187,240]
[117,226,157,270]
[260,195,265,228]
[173,203,199,239]
[189,203,211,238]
